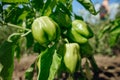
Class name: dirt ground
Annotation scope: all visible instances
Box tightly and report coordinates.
[12,53,120,80]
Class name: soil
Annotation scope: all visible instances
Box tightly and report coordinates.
[12,54,120,80]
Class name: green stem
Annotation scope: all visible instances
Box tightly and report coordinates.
[7,33,21,42]
[0,21,30,31]
[68,74,74,80]
[7,23,30,31]
[88,56,99,73]
[88,56,100,80]
[7,30,31,42]
[21,30,31,37]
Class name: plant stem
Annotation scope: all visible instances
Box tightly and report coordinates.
[88,56,100,80]
[67,74,73,80]
[7,23,30,31]
[0,21,30,31]
[21,30,31,37]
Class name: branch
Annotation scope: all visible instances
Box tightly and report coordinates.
[0,20,30,31]
[7,23,30,31]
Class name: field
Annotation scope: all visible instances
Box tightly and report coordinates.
[13,53,120,80]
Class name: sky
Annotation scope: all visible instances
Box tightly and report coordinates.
[92,0,120,4]
[72,0,120,10]
[72,0,120,21]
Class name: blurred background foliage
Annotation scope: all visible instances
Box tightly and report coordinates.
[88,4,120,56]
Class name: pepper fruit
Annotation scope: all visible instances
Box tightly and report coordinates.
[67,20,93,44]
[32,16,60,47]
[64,43,81,73]
[67,28,88,44]
[72,20,93,38]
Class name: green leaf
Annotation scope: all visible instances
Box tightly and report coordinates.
[42,0,58,16]
[77,0,98,15]
[48,51,62,80]
[2,0,28,3]
[51,10,71,29]
[33,42,41,53]
[0,63,3,73]
[37,44,62,80]
[98,24,111,38]
[0,41,16,80]
[5,7,24,24]
[0,35,20,80]
[37,45,55,80]
[25,62,35,80]
[57,2,72,16]
[80,42,93,58]
[109,33,119,47]
[110,26,120,34]
[26,32,34,48]
[74,14,83,20]
[14,42,21,60]
[31,0,44,11]
[109,27,120,47]
[51,2,72,29]
[17,11,28,22]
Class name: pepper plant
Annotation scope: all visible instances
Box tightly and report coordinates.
[0,0,100,80]
[98,17,120,55]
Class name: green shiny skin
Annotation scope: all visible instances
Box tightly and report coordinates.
[67,28,88,44]
[32,16,60,47]
[72,20,93,38]
[64,43,81,73]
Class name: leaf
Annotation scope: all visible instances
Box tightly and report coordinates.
[14,43,21,60]
[109,26,120,47]
[109,33,119,47]
[0,35,20,80]
[42,0,58,16]
[48,51,62,80]
[51,2,72,29]
[80,42,93,58]
[26,32,34,48]
[25,62,35,80]
[110,26,120,35]
[98,24,111,38]
[17,11,28,22]
[57,2,71,16]
[5,7,24,24]
[0,63,3,73]
[33,42,41,53]
[33,42,46,53]
[0,41,15,80]
[31,0,44,11]
[37,45,56,80]
[2,0,28,3]
[77,0,98,15]
[51,10,71,29]
[37,44,62,80]
[74,14,83,20]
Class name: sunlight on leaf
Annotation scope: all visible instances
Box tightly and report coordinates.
[37,45,62,80]
[37,45,56,80]
[0,63,3,73]
[48,50,62,80]
[77,0,98,15]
